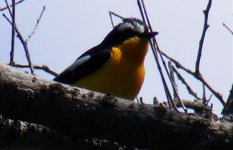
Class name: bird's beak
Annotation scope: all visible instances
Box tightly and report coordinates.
[141,31,158,39]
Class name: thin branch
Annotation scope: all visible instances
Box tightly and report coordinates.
[197,74,225,105]
[0,0,26,11]
[109,11,124,28]
[26,6,46,42]
[168,61,178,99]
[223,23,233,35]
[137,0,174,110]
[161,50,225,106]
[9,0,16,66]
[195,0,212,75]
[11,63,58,76]
[206,94,213,105]
[202,83,207,103]
[141,0,188,112]
[160,50,194,75]
[138,0,188,112]
[3,0,12,17]
[2,13,34,74]
[170,62,201,100]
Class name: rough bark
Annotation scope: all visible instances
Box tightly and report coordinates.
[0,115,125,149]
[0,63,232,149]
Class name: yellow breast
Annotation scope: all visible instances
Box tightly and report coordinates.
[74,37,149,100]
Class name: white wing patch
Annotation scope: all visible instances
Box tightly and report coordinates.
[66,55,91,71]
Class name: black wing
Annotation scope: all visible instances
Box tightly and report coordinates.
[54,45,111,84]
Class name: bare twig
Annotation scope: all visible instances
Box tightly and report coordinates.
[168,61,178,99]
[2,3,45,75]
[223,23,233,35]
[198,76,224,105]
[109,11,124,20]
[160,50,194,75]
[141,0,188,112]
[3,0,12,17]
[159,5,225,106]
[206,94,213,105]
[138,0,188,112]
[195,0,212,75]
[2,13,34,74]
[0,0,26,11]
[170,62,201,100]
[9,0,16,66]
[137,0,174,110]
[202,83,207,103]
[26,6,46,42]
[161,50,225,106]
[109,11,124,28]
[11,63,58,76]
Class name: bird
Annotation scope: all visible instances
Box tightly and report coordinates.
[54,18,157,100]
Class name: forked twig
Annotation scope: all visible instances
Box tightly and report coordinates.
[3,13,34,74]
[161,47,225,106]
[109,11,124,28]
[2,3,46,75]
[160,0,224,106]
[137,0,225,108]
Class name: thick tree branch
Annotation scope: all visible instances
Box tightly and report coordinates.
[0,63,232,149]
[0,114,61,148]
[0,114,124,149]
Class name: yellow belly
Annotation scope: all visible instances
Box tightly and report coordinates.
[74,37,148,100]
[74,48,145,100]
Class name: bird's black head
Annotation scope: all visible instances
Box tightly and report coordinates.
[101,18,157,47]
